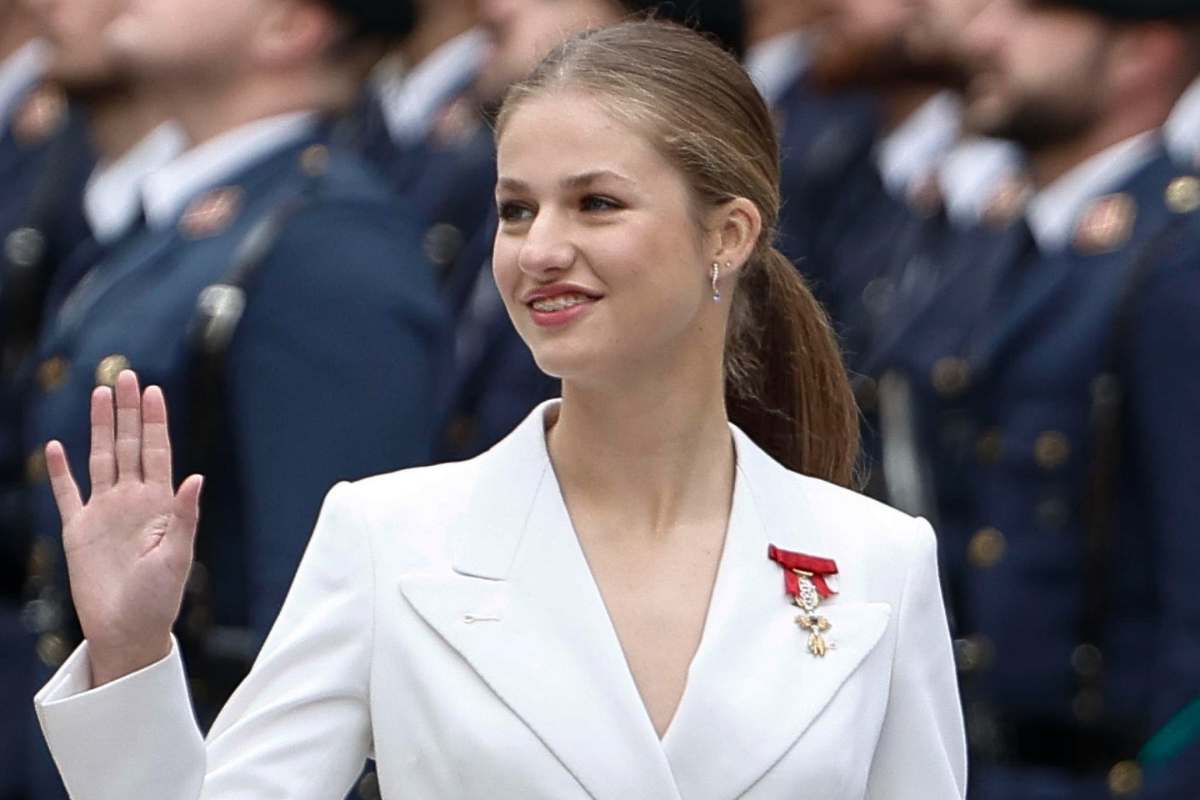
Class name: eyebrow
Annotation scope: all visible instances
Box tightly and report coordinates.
[496,170,636,194]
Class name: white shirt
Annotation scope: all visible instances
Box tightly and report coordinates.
[141,112,317,230]
[1025,132,1158,253]
[938,136,1025,227]
[875,91,962,199]
[372,29,485,145]
[1165,75,1200,165]
[745,32,810,107]
[0,39,48,136]
[83,122,187,244]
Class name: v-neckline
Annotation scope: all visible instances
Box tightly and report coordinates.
[536,429,749,747]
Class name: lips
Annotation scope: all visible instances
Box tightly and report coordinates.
[522,285,602,328]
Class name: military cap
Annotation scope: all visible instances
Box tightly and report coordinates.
[324,0,417,36]
[618,0,746,55]
[1043,0,1200,19]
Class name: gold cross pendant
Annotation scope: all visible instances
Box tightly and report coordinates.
[796,614,832,657]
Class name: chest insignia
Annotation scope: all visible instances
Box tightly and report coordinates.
[180,186,243,239]
[768,545,840,657]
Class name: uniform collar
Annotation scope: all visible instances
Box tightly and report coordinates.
[1025,131,1158,253]
[875,90,962,198]
[141,111,318,230]
[1165,74,1200,166]
[372,28,485,145]
[83,121,187,244]
[0,39,48,136]
[745,31,810,107]
[938,136,1025,227]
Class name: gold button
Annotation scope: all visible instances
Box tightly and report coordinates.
[968,527,1006,568]
[1107,760,1143,797]
[1071,643,1104,679]
[423,223,466,268]
[931,357,971,398]
[95,353,130,388]
[954,634,995,674]
[36,356,69,392]
[25,449,47,484]
[300,144,329,176]
[976,428,1004,464]
[27,539,55,578]
[36,632,69,667]
[1166,176,1200,214]
[1034,431,1071,470]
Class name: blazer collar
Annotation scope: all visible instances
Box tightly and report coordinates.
[398,402,891,799]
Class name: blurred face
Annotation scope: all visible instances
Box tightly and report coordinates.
[26,0,127,92]
[905,0,990,89]
[104,0,267,80]
[808,0,918,88]
[493,91,721,386]
[475,0,622,104]
[961,0,1113,147]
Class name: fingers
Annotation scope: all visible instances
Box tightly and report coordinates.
[141,386,173,488]
[113,370,142,483]
[88,386,116,492]
[168,475,204,560]
[45,441,83,526]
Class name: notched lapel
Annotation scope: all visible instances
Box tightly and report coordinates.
[663,431,895,800]
[397,404,681,800]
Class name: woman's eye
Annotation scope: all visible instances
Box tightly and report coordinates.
[498,202,534,222]
[581,195,621,212]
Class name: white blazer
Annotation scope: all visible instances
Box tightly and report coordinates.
[35,402,967,800]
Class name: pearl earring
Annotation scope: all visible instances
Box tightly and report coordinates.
[711,262,721,302]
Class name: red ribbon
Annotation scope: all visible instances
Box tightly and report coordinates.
[768,545,838,599]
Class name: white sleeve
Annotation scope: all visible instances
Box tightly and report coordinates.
[864,518,968,799]
[34,481,375,800]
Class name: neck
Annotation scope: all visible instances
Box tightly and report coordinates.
[1027,118,1166,189]
[883,83,939,134]
[1028,113,1166,188]
[745,7,812,50]
[85,87,171,161]
[548,363,733,538]
[0,17,38,64]
[155,72,341,145]
[400,6,475,68]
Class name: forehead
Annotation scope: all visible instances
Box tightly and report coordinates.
[497,91,677,186]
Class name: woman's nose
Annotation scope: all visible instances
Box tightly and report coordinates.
[517,213,576,276]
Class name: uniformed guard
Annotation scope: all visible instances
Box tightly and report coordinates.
[20,4,445,797]
[0,9,94,800]
[746,0,882,271]
[874,1,1200,796]
[436,0,746,462]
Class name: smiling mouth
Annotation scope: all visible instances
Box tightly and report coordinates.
[529,293,595,312]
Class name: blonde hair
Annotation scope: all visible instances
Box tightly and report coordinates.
[496,21,858,487]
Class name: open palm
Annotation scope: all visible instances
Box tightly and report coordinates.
[46,370,202,685]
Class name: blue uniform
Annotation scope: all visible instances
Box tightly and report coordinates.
[0,84,94,800]
[773,73,880,288]
[874,146,1200,798]
[21,123,447,742]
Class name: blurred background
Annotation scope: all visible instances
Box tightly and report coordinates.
[1,0,1199,798]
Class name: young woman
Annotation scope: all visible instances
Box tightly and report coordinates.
[33,21,966,800]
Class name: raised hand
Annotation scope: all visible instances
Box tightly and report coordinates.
[45,370,203,686]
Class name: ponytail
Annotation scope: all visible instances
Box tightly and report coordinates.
[726,247,859,488]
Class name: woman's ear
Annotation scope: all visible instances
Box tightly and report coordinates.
[707,197,762,278]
